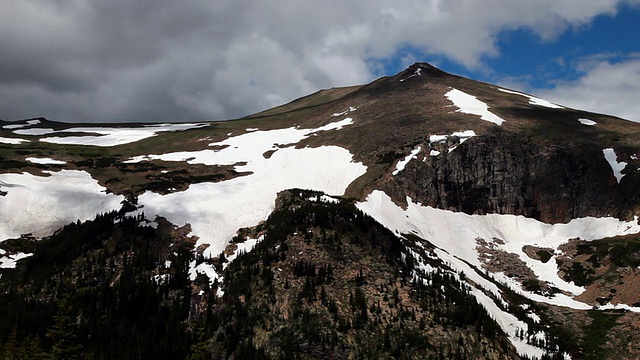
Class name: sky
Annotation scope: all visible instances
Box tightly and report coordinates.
[2,0,640,123]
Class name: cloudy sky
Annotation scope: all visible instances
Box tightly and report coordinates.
[2,0,640,123]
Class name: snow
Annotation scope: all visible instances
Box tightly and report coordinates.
[399,67,422,81]
[15,123,208,147]
[445,89,505,126]
[392,146,422,175]
[429,135,448,143]
[331,107,356,117]
[27,119,41,125]
[356,190,640,308]
[25,157,66,165]
[631,154,638,160]
[0,170,124,242]
[603,148,627,183]
[246,128,259,132]
[499,88,563,109]
[222,235,264,271]
[357,190,640,357]
[13,128,55,136]
[2,124,28,130]
[0,252,33,269]
[0,137,29,144]
[578,118,597,126]
[428,130,476,154]
[126,118,365,282]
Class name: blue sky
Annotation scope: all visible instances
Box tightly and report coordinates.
[379,4,640,118]
[2,1,640,122]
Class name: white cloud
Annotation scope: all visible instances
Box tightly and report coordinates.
[0,0,638,122]
[535,57,640,122]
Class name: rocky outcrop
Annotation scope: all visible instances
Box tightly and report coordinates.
[386,133,640,223]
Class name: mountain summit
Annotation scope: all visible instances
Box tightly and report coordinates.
[2,63,640,359]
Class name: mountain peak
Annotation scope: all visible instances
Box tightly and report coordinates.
[398,62,450,78]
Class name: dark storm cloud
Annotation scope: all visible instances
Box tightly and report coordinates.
[1,0,638,122]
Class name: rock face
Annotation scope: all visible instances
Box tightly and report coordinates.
[386,133,639,223]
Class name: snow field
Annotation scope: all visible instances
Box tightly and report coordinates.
[129,118,366,281]
[13,123,208,147]
[0,170,124,242]
[445,89,505,125]
[356,190,640,358]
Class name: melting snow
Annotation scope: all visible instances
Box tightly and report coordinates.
[603,148,627,183]
[126,118,365,282]
[357,190,640,306]
[0,170,124,242]
[15,123,208,147]
[357,190,640,357]
[393,146,422,175]
[0,137,29,144]
[25,157,66,165]
[499,88,563,109]
[445,89,505,125]
[578,118,597,126]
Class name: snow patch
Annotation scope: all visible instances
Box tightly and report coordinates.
[0,170,124,242]
[331,107,356,117]
[126,118,365,283]
[13,128,55,136]
[603,148,627,183]
[0,252,33,269]
[0,137,29,144]
[446,89,505,125]
[2,124,28,130]
[392,146,422,175]
[25,157,66,165]
[16,123,208,147]
[578,118,597,126]
[356,190,640,308]
[499,88,563,109]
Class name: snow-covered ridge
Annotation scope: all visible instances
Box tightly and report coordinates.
[499,88,563,109]
[445,89,505,125]
[603,148,627,183]
[13,123,208,147]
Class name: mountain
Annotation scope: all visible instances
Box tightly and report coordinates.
[2,63,640,359]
